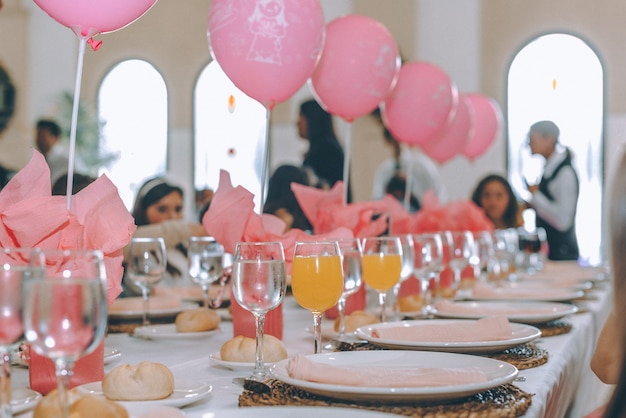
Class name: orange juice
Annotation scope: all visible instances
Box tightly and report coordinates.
[291,254,343,313]
[362,253,402,291]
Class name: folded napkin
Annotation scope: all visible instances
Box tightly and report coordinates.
[371,316,512,342]
[412,191,495,233]
[471,282,570,300]
[0,151,136,305]
[202,170,353,266]
[434,300,559,316]
[287,354,488,387]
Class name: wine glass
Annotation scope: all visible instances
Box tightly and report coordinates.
[23,249,107,418]
[231,242,286,381]
[291,241,344,354]
[391,234,415,320]
[0,248,34,418]
[446,231,477,298]
[361,236,403,323]
[332,238,363,343]
[412,233,444,316]
[127,237,166,326]
[187,236,224,308]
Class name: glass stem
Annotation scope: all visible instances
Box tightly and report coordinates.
[55,359,73,418]
[202,285,210,309]
[0,350,11,418]
[252,313,266,380]
[392,282,401,320]
[141,287,150,327]
[336,298,347,338]
[313,312,323,354]
[378,292,388,323]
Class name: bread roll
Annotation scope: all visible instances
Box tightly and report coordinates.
[220,335,287,363]
[398,294,423,313]
[175,308,220,333]
[102,362,175,401]
[334,310,378,333]
[33,388,128,418]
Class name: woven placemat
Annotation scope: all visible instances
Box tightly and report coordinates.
[239,379,532,417]
[535,320,572,337]
[336,341,548,370]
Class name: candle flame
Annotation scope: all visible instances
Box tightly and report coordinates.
[228,94,236,113]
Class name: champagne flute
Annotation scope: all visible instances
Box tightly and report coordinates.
[127,237,166,326]
[332,238,363,343]
[231,242,286,381]
[291,241,343,354]
[23,249,107,418]
[361,236,403,323]
[411,233,444,316]
[187,236,224,308]
[0,248,33,418]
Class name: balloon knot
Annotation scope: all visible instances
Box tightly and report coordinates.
[87,37,103,51]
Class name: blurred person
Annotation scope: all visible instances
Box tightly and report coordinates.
[35,118,86,187]
[297,99,351,201]
[0,61,16,189]
[524,120,579,261]
[471,174,522,229]
[263,164,313,232]
[51,172,96,195]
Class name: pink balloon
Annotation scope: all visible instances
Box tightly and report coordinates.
[310,15,400,122]
[421,95,473,164]
[33,0,158,38]
[463,94,503,160]
[207,0,325,110]
[381,61,458,146]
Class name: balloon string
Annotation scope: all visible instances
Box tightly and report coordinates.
[342,122,352,206]
[259,107,271,214]
[403,145,413,211]
[65,37,86,210]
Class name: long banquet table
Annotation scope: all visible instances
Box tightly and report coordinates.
[13,266,615,418]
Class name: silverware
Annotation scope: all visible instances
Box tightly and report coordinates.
[232,377,272,394]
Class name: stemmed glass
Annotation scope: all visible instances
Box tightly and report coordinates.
[187,236,224,308]
[231,242,286,381]
[445,231,477,298]
[412,233,444,316]
[291,241,344,354]
[391,234,415,320]
[0,248,32,418]
[361,236,403,323]
[23,249,107,418]
[331,238,363,343]
[127,237,166,326]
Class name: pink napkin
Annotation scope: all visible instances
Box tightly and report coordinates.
[202,171,353,266]
[411,191,495,233]
[434,300,560,316]
[291,181,411,237]
[0,151,136,305]
[371,316,513,342]
[471,282,573,300]
[287,354,488,387]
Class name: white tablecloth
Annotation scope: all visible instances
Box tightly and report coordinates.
[13,271,614,418]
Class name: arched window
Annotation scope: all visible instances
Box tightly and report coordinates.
[507,33,604,264]
[194,61,267,213]
[98,59,168,210]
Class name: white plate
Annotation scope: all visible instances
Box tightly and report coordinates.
[125,404,187,417]
[133,324,222,340]
[271,351,518,402]
[104,346,122,364]
[209,352,280,371]
[210,406,399,417]
[355,320,541,353]
[469,285,584,302]
[108,296,198,319]
[433,300,579,324]
[11,388,41,414]
[76,378,212,409]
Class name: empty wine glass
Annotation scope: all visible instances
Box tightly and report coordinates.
[23,249,107,418]
[0,248,33,418]
[361,236,403,323]
[412,233,444,316]
[127,237,166,326]
[446,231,477,298]
[187,236,224,308]
[231,242,286,381]
[291,241,344,354]
[332,238,363,343]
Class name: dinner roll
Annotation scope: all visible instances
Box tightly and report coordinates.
[175,307,221,333]
[398,294,423,313]
[33,388,128,418]
[334,310,378,333]
[220,335,287,363]
[102,362,175,401]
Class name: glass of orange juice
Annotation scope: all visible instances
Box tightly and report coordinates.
[362,236,403,323]
[291,241,344,354]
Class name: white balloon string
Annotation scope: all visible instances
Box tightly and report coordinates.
[259,107,270,214]
[404,145,414,211]
[342,122,352,206]
[65,37,86,210]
